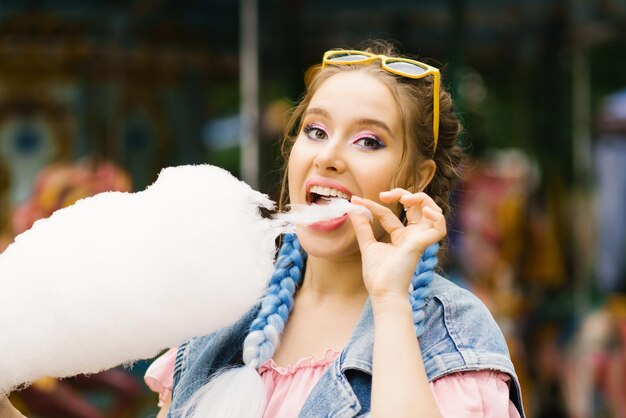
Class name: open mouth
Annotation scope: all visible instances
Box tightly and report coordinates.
[306,185,352,205]
[302,181,354,231]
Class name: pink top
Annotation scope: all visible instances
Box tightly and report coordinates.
[145,348,521,418]
[144,348,177,407]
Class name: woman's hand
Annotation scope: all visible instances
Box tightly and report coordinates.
[0,396,26,418]
[349,189,446,306]
[352,189,446,418]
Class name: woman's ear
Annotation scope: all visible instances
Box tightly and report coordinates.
[414,159,436,192]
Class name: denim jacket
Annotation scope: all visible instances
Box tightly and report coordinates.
[168,275,525,417]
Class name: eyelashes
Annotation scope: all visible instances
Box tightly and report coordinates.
[352,134,385,150]
[303,124,328,141]
[302,124,386,150]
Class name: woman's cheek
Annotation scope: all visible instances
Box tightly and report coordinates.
[286,142,308,202]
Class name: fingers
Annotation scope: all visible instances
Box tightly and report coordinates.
[349,192,447,252]
[399,192,442,226]
[405,204,447,247]
[394,192,447,244]
[422,205,441,221]
[398,193,442,213]
[379,188,411,203]
[379,189,442,219]
[422,206,447,232]
[347,210,376,251]
[348,195,403,253]
[351,195,404,235]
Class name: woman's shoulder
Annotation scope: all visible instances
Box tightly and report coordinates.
[422,274,525,417]
[420,274,514,377]
[427,273,501,329]
[429,273,482,299]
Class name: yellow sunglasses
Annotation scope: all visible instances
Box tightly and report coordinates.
[322,49,441,153]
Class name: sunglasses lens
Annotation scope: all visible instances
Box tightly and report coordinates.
[327,53,370,62]
[386,61,427,76]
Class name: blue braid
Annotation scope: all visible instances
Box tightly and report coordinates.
[410,243,440,337]
[243,235,439,367]
[243,234,306,368]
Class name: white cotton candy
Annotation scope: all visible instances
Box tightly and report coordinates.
[0,165,367,395]
[275,198,372,227]
[0,165,280,395]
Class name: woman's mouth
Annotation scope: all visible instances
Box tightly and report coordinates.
[307,212,349,231]
[304,180,353,231]
[307,185,351,205]
[305,179,353,205]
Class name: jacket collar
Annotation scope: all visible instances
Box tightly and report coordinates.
[217,298,374,418]
[298,299,374,418]
[339,299,374,374]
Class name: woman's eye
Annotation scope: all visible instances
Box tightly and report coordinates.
[303,125,328,141]
[354,136,385,150]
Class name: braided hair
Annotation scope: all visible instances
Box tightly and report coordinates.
[182,38,457,418]
[244,236,438,367]
[242,234,306,368]
[181,235,439,417]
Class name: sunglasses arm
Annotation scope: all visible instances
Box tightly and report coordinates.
[432,72,440,152]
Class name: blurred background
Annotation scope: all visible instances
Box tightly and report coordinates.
[0,0,625,417]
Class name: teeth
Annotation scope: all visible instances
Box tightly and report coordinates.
[310,185,350,200]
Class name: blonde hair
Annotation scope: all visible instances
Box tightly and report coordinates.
[278,41,464,218]
[180,40,463,417]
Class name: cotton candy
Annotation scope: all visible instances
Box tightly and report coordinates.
[275,198,372,228]
[0,165,281,394]
[0,164,371,395]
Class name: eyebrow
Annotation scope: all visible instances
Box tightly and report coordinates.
[304,107,394,137]
[354,118,394,137]
[303,107,331,119]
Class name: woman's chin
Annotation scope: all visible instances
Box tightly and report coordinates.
[294,224,360,260]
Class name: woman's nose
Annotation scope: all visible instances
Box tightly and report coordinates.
[313,139,346,173]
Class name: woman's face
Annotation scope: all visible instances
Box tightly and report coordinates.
[288,70,406,260]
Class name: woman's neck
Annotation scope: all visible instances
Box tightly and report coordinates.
[298,254,368,302]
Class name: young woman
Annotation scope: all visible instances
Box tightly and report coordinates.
[147,41,525,418]
[0,41,524,417]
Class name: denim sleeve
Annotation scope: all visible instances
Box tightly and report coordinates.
[167,339,191,418]
[420,276,525,417]
[172,339,191,391]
